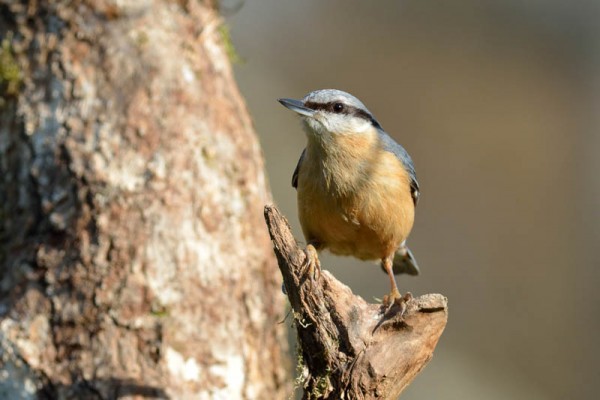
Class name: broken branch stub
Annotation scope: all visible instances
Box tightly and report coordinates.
[264,205,448,399]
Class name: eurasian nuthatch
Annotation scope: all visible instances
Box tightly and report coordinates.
[278,89,420,304]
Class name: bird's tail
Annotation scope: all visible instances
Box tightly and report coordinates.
[389,244,420,276]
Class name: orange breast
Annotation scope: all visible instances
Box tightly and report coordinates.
[297,138,414,261]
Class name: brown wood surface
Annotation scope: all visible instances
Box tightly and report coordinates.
[265,205,447,399]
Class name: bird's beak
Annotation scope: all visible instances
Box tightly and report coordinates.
[278,98,315,117]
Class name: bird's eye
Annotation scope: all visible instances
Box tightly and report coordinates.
[333,103,344,113]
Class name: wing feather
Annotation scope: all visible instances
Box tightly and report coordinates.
[292,148,306,189]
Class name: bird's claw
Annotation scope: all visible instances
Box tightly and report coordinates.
[303,244,321,280]
[382,290,413,317]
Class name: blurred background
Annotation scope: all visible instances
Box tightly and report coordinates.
[224,1,599,399]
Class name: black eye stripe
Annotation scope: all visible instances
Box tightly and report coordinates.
[305,101,364,117]
[304,101,380,128]
[304,101,340,113]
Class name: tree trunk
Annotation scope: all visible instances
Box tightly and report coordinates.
[0,1,289,399]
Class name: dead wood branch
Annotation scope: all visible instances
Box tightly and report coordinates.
[264,205,448,399]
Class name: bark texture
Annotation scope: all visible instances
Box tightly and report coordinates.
[0,1,288,399]
[264,205,447,400]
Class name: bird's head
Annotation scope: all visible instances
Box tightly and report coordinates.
[278,89,381,143]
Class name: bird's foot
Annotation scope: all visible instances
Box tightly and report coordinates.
[382,290,413,317]
[303,244,321,280]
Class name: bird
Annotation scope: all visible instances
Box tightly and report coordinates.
[278,89,420,306]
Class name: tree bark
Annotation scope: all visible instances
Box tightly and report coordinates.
[264,205,447,400]
[0,1,289,399]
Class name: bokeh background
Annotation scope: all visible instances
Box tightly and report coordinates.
[224,1,599,399]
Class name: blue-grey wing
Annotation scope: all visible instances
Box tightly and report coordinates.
[377,129,420,206]
[292,148,306,189]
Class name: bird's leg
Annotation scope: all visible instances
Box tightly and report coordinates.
[382,255,410,309]
[382,256,401,303]
[303,242,321,280]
